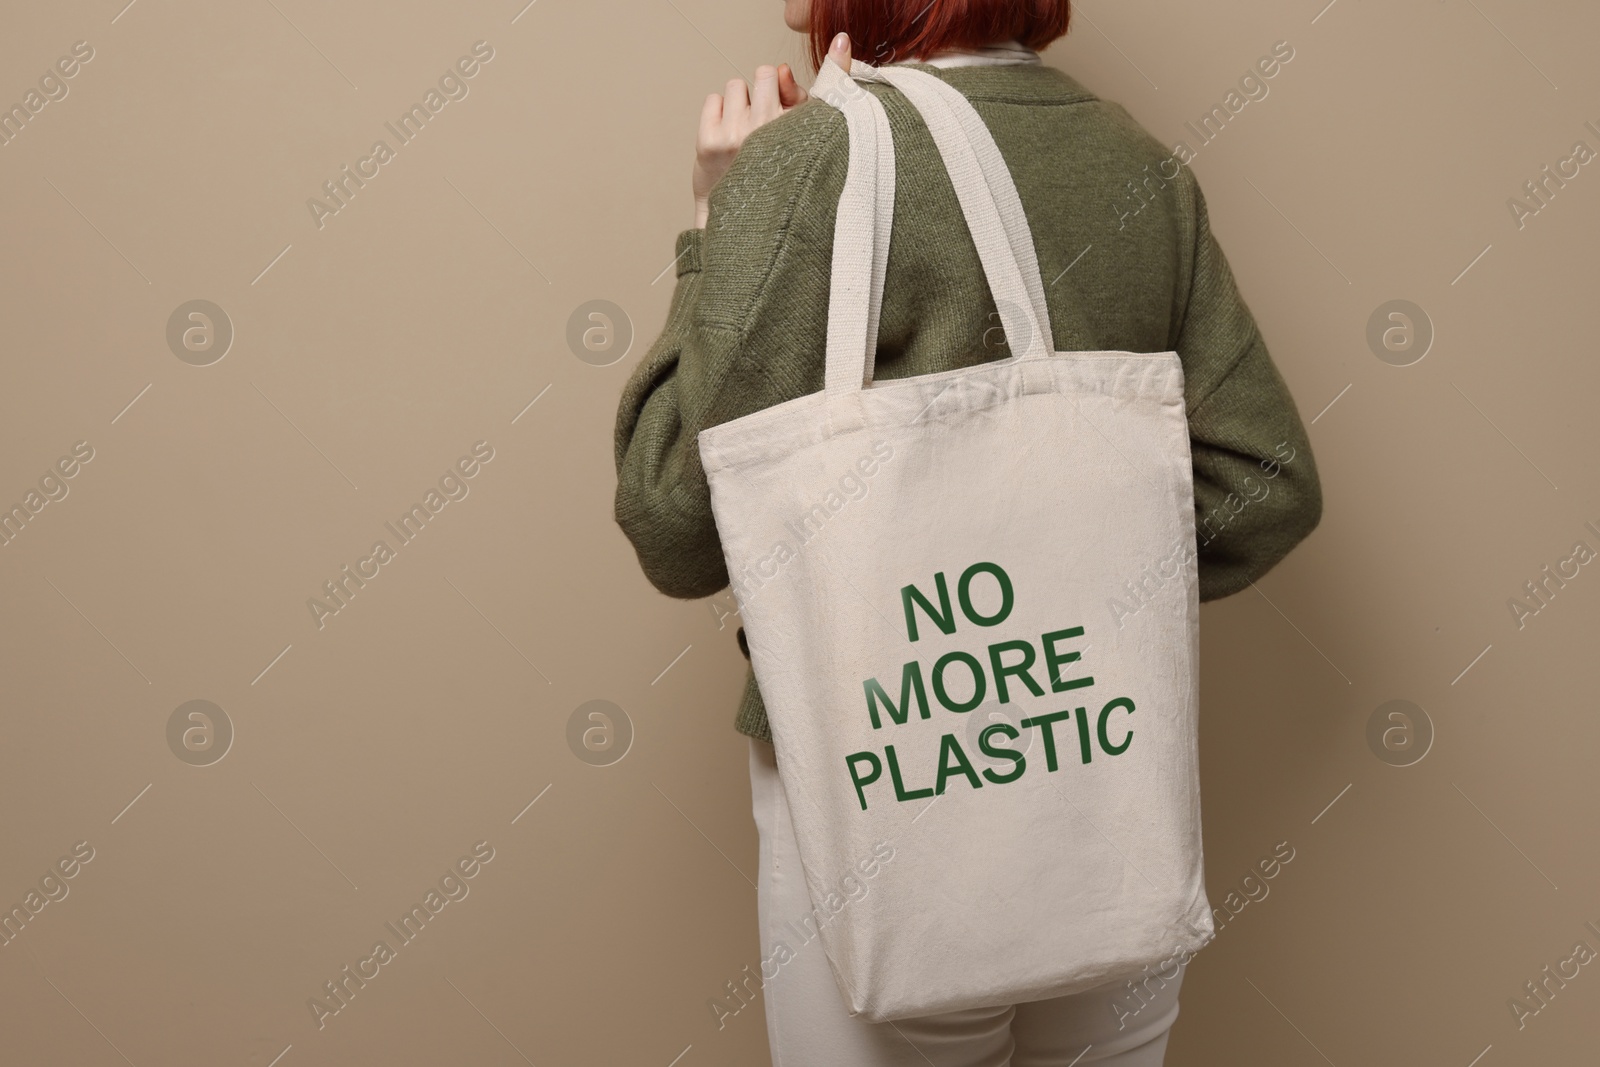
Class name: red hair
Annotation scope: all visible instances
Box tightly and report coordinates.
[806,0,1071,72]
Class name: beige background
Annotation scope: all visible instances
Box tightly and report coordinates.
[1,0,1596,1064]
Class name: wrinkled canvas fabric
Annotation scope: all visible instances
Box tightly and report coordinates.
[697,59,1214,1023]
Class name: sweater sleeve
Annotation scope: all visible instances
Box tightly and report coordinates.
[1170,172,1324,601]
[613,102,848,600]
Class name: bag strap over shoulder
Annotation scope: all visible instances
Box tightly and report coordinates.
[813,58,1056,399]
[812,60,896,396]
[872,66,1056,359]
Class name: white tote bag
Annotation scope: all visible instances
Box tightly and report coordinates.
[697,58,1214,1023]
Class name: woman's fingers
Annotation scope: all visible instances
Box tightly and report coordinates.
[721,77,751,130]
[750,65,782,124]
[776,63,806,108]
[689,60,804,226]
[828,31,852,74]
[698,91,724,141]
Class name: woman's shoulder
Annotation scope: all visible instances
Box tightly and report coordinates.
[694,99,851,331]
[715,94,852,202]
[942,64,1182,171]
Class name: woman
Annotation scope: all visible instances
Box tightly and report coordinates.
[614,1,1322,1063]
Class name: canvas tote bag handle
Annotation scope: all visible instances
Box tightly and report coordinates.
[816,59,1055,399]
[872,65,1057,360]
[812,59,897,397]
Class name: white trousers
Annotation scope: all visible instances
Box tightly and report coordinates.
[748,738,1184,1067]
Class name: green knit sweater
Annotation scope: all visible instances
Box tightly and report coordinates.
[613,62,1322,744]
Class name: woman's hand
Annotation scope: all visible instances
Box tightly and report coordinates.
[690,35,852,228]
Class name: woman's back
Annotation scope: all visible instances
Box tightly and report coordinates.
[614,59,1321,743]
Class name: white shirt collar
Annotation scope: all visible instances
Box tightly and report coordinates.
[909,40,1041,68]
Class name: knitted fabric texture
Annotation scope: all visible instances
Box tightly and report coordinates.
[613,62,1323,744]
